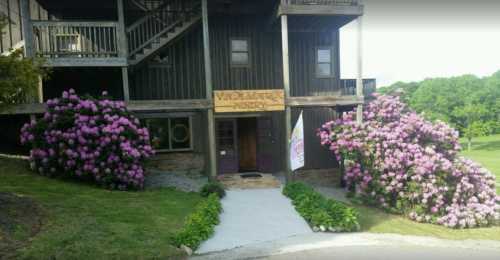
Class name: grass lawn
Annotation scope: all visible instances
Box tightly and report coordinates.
[460,134,500,194]
[0,158,203,259]
[355,205,500,241]
[351,134,500,241]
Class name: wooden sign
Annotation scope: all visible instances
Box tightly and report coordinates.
[214,90,285,113]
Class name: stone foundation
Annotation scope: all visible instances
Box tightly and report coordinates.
[146,152,205,177]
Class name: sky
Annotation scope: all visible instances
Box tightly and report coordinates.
[340,0,500,87]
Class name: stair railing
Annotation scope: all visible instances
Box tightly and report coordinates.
[126,0,200,58]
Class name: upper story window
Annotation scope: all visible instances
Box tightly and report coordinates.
[316,46,334,78]
[230,38,250,67]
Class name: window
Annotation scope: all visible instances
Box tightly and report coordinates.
[316,47,334,78]
[230,38,250,67]
[144,117,192,152]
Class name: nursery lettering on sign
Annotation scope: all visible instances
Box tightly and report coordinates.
[214,90,285,113]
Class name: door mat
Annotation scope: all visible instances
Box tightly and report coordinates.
[217,173,280,189]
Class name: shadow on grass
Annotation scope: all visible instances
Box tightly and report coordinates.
[472,140,500,151]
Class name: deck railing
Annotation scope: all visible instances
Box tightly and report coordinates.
[282,0,359,5]
[32,21,121,59]
[340,79,376,97]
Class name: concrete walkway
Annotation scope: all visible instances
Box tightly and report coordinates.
[196,188,311,254]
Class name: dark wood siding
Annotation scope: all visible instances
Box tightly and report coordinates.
[292,107,339,170]
[210,15,284,91]
[130,26,206,100]
[130,14,344,99]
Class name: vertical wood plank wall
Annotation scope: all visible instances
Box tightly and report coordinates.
[0,0,47,54]
[130,15,343,100]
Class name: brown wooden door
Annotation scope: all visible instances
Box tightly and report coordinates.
[216,119,238,174]
[238,118,257,172]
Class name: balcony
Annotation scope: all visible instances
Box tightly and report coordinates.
[32,21,127,67]
[278,0,363,16]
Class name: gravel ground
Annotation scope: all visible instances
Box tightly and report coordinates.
[144,169,208,192]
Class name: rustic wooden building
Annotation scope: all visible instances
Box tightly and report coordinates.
[0,0,375,178]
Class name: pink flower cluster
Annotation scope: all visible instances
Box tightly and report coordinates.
[319,94,500,228]
[20,89,154,190]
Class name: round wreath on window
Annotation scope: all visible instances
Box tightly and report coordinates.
[171,123,189,143]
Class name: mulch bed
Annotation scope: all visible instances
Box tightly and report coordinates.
[0,192,44,259]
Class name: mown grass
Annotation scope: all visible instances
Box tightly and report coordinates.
[350,134,500,240]
[355,205,500,241]
[460,134,500,194]
[0,158,203,259]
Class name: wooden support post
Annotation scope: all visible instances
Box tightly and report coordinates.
[121,67,130,101]
[281,15,292,183]
[117,0,130,101]
[356,14,364,125]
[37,76,43,103]
[117,0,128,58]
[202,0,217,178]
[20,0,34,58]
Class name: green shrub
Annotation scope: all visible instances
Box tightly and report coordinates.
[172,194,222,250]
[200,181,226,198]
[283,182,360,232]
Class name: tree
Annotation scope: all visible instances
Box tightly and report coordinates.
[453,104,489,151]
[0,15,49,110]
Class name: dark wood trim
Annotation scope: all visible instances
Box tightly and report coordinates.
[287,95,364,107]
[277,4,363,17]
[126,99,213,112]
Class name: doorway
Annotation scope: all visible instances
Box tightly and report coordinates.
[237,117,257,172]
[216,116,277,175]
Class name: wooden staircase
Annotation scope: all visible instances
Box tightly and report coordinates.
[127,0,201,66]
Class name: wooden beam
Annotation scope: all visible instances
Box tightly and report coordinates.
[0,100,212,115]
[277,4,363,17]
[126,99,212,112]
[287,95,364,107]
[0,103,45,115]
[43,57,128,67]
[20,0,34,57]
[281,15,292,182]
[201,0,217,178]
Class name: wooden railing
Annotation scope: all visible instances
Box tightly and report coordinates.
[340,79,376,97]
[282,0,359,5]
[126,0,200,57]
[32,21,121,59]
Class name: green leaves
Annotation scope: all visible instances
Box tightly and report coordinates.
[284,182,360,232]
[172,194,222,250]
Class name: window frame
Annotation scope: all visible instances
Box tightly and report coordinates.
[230,37,251,68]
[141,115,194,153]
[315,46,335,78]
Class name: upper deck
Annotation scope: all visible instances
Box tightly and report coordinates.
[278,0,363,17]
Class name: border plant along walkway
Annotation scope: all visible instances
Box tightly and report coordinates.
[0,158,204,259]
[283,182,360,232]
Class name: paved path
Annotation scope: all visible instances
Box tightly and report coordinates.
[196,188,311,254]
[193,232,500,260]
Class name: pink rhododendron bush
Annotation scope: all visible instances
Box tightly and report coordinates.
[319,94,500,228]
[20,89,154,190]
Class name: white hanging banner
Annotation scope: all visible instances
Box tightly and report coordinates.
[290,111,305,172]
